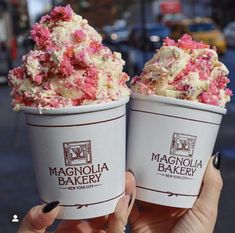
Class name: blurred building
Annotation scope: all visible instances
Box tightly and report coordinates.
[128,0,212,27]
[0,0,14,76]
[211,0,235,27]
[27,0,52,25]
[60,0,134,29]
[0,1,13,45]
[11,0,30,36]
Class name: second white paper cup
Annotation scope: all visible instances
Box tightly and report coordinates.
[127,93,226,208]
[23,97,129,219]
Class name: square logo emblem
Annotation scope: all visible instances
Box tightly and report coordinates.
[170,133,196,157]
[63,140,92,166]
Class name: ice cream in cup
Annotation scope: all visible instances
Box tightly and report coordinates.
[8,5,130,219]
[127,34,233,208]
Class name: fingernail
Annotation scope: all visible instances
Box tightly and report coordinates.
[42,201,60,213]
[127,169,135,177]
[128,194,133,207]
[213,152,221,170]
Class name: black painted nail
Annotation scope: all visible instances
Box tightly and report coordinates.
[128,194,133,207]
[42,201,60,213]
[213,152,221,170]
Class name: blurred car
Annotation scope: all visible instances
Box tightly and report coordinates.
[129,23,171,51]
[170,17,227,54]
[224,21,235,47]
[103,25,129,45]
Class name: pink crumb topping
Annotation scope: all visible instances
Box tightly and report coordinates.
[50,5,72,21]
[119,73,129,86]
[72,67,98,105]
[8,5,130,110]
[42,82,52,90]
[90,41,103,53]
[74,50,89,68]
[133,34,232,107]
[13,67,25,78]
[170,51,214,92]
[34,74,44,85]
[8,67,25,87]
[199,92,219,106]
[225,88,233,96]
[39,5,72,24]
[82,67,98,98]
[31,24,53,49]
[164,34,209,50]
[59,55,74,76]
[74,30,86,43]
[51,5,72,21]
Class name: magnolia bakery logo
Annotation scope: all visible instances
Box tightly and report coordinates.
[48,140,109,190]
[170,133,196,157]
[151,133,203,179]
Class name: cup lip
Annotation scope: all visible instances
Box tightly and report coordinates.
[131,92,227,115]
[22,97,130,115]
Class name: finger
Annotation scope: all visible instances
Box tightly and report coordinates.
[17,201,60,233]
[127,170,141,227]
[194,153,223,217]
[106,195,130,233]
[55,220,94,233]
[106,171,136,233]
[125,171,136,216]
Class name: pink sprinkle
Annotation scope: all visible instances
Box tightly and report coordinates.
[39,14,51,24]
[119,73,129,86]
[199,92,219,106]
[50,5,72,21]
[12,67,25,79]
[90,41,103,53]
[38,53,51,63]
[31,24,52,49]
[216,75,230,89]
[163,37,176,46]
[178,34,209,49]
[34,74,43,85]
[81,67,98,98]
[225,88,233,96]
[42,82,51,90]
[74,30,85,43]
[171,60,193,86]
[74,50,89,67]
[164,34,209,50]
[51,99,60,108]
[8,67,25,87]
[59,56,74,76]
[208,82,218,95]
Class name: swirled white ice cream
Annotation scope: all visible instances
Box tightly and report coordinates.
[131,34,232,107]
[8,5,130,111]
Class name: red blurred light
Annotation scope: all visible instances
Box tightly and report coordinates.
[160,1,182,14]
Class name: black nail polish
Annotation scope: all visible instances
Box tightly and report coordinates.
[42,201,60,213]
[128,194,133,207]
[213,152,221,170]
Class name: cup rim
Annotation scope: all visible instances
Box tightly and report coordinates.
[22,97,129,115]
[131,93,227,115]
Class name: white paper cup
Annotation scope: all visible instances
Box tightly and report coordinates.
[22,97,129,219]
[127,93,226,208]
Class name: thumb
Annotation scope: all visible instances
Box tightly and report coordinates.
[17,201,60,233]
[106,171,136,233]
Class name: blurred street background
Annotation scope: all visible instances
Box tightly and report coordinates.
[0,0,235,232]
